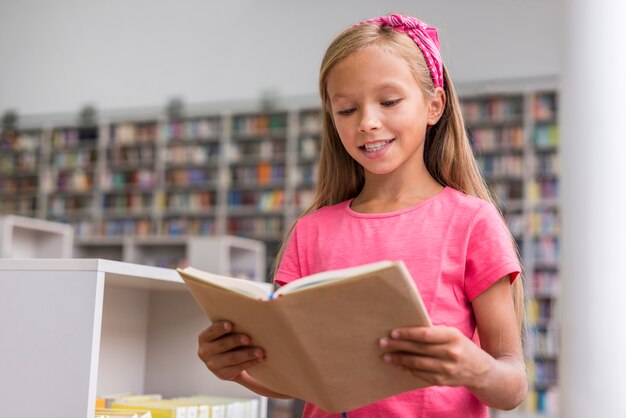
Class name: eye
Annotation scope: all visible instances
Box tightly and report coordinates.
[337,107,356,115]
[381,99,401,107]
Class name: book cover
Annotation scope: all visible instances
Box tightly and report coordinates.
[177,260,432,413]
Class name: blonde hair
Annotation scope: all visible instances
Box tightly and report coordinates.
[274,23,526,335]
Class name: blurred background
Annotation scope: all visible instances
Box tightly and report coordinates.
[1,1,624,418]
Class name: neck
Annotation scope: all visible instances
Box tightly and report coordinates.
[352,163,443,212]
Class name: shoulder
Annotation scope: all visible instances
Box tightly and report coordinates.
[296,200,351,227]
[439,187,495,221]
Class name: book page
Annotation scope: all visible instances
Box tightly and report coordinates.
[178,267,271,299]
[274,260,395,297]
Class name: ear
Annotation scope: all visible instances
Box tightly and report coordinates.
[427,87,446,125]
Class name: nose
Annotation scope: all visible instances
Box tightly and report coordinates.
[358,106,382,133]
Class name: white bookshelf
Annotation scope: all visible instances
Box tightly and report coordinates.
[0,258,267,418]
[0,214,74,258]
[74,234,267,280]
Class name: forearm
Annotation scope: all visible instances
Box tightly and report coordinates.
[467,355,527,410]
[233,371,294,400]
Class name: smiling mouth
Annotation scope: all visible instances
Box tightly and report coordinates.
[360,139,394,152]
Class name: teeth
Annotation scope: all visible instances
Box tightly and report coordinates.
[363,140,391,152]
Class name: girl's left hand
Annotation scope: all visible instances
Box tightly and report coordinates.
[379,325,495,388]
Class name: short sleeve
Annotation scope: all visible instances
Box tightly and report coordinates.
[465,203,521,301]
[273,222,303,287]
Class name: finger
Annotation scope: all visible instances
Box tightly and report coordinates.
[218,358,266,381]
[206,346,265,373]
[199,333,252,359]
[390,325,459,344]
[382,352,451,375]
[198,321,233,343]
[379,337,449,358]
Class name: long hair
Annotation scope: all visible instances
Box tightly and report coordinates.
[273,23,526,336]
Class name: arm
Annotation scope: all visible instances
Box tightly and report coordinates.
[198,321,293,400]
[380,276,527,410]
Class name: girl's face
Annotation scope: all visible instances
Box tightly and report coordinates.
[326,46,443,177]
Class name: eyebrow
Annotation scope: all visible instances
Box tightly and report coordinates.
[330,81,406,102]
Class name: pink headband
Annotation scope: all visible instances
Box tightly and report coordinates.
[353,14,444,89]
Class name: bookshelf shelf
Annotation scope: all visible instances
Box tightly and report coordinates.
[0,258,267,418]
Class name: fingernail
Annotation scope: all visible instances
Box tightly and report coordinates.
[391,330,399,339]
[254,349,264,359]
[379,337,389,347]
[240,336,250,345]
[224,322,232,331]
[383,354,392,363]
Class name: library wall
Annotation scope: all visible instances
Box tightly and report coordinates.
[0,0,561,115]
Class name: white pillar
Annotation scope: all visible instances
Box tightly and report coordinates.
[560,0,626,417]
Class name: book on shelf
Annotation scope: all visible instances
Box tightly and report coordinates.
[96,409,151,418]
[177,260,432,413]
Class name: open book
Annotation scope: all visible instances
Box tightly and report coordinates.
[177,260,432,413]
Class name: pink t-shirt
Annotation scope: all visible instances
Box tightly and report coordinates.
[274,186,521,418]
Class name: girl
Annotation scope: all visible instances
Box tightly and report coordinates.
[198,14,527,417]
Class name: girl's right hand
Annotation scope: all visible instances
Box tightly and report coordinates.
[198,320,265,381]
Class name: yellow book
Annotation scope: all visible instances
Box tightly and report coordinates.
[175,396,259,418]
[95,408,152,418]
[111,401,185,418]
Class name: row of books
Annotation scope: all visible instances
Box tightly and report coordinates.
[96,393,259,418]
[488,181,524,202]
[162,217,216,236]
[533,236,559,266]
[527,298,556,324]
[54,170,94,192]
[164,118,221,141]
[533,153,559,176]
[167,144,220,166]
[229,140,286,161]
[0,152,38,172]
[0,177,37,194]
[528,210,559,235]
[529,270,559,296]
[534,93,558,121]
[294,162,318,186]
[0,130,40,151]
[522,387,559,416]
[103,193,152,213]
[228,190,284,211]
[533,358,558,387]
[232,114,287,136]
[477,154,524,178]
[52,127,98,149]
[461,97,524,122]
[299,136,320,159]
[534,124,559,148]
[102,170,157,191]
[166,169,218,188]
[527,178,558,201]
[49,195,92,216]
[231,163,285,186]
[0,197,36,215]
[527,325,559,359]
[111,123,159,145]
[165,191,215,211]
[110,146,157,167]
[299,110,322,133]
[228,217,283,240]
[470,126,524,151]
[52,149,98,169]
